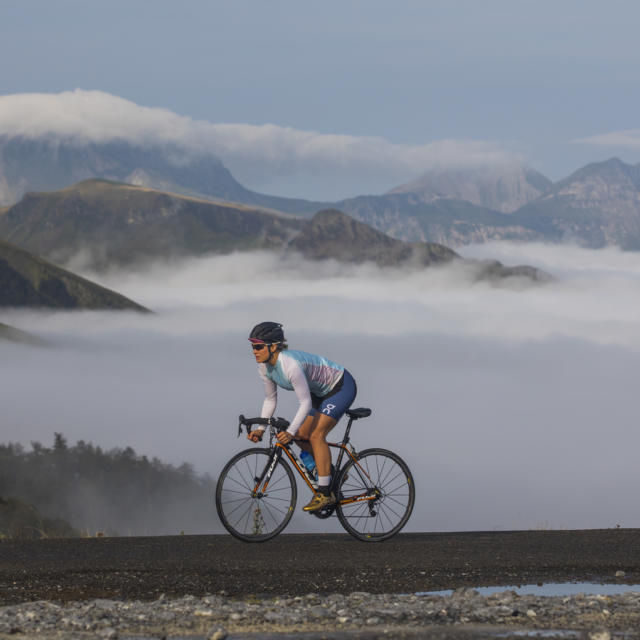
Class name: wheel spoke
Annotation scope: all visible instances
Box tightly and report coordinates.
[379,468,404,490]
[385,494,409,509]
[225,474,254,492]
[220,495,253,505]
[231,499,254,529]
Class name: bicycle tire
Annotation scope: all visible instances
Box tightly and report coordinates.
[215,448,296,542]
[336,448,414,541]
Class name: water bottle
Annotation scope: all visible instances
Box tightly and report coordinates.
[299,450,316,477]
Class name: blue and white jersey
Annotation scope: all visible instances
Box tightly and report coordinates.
[258,350,344,435]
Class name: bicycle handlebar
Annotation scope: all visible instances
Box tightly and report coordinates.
[238,414,290,436]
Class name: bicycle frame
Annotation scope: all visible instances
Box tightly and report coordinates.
[251,418,379,508]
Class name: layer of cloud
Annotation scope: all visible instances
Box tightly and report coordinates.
[572,129,640,150]
[3,243,640,533]
[0,90,523,196]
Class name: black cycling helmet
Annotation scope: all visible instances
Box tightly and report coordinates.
[249,321,285,345]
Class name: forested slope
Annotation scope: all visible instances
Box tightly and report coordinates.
[0,434,216,536]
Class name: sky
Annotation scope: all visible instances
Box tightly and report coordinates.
[2,0,640,199]
[3,243,640,534]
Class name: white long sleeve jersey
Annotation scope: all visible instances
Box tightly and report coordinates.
[258,350,344,435]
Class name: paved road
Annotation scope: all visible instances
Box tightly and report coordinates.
[1,530,639,604]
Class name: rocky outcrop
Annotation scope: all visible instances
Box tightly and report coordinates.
[288,208,458,267]
[289,209,550,281]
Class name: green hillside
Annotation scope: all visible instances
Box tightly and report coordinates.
[0,179,304,270]
[0,237,148,310]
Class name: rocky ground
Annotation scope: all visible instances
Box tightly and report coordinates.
[2,531,640,639]
[1,588,637,639]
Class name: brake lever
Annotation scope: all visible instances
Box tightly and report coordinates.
[237,414,246,438]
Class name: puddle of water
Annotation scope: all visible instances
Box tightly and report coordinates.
[417,582,640,597]
[493,632,582,639]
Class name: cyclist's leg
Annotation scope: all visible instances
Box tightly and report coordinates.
[299,412,338,511]
[294,392,324,454]
[294,414,316,454]
[305,412,338,478]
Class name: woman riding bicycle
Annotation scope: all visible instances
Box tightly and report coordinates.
[247,321,357,512]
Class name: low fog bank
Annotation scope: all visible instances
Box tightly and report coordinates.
[2,244,640,533]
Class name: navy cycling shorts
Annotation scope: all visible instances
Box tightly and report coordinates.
[309,369,357,422]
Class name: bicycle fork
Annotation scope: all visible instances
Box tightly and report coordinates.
[251,447,284,497]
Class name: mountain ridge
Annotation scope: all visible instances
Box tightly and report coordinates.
[336,192,542,246]
[2,130,640,250]
[0,179,305,270]
[0,181,549,282]
[0,135,328,215]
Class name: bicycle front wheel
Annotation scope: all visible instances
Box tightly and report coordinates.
[336,448,415,541]
[215,448,296,542]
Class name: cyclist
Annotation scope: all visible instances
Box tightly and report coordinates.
[247,321,357,512]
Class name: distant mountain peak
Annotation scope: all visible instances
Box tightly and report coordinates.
[514,157,640,250]
[557,156,640,185]
[388,164,552,213]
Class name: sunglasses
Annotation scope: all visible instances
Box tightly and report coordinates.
[251,343,267,351]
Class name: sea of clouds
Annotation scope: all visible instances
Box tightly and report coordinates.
[3,241,640,533]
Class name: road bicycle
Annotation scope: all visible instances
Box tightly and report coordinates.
[215,407,415,542]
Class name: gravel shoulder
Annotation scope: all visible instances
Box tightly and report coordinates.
[2,589,639,639]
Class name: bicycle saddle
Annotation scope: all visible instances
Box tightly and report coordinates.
[346,407,371,419]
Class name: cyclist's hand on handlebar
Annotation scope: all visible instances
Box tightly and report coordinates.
[276,431,293,445]
[247,430,263,443]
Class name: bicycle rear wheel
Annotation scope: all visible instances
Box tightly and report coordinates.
[336,448,414,541]
[215,448,296,542]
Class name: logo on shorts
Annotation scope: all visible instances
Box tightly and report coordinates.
[323,403,336,415]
